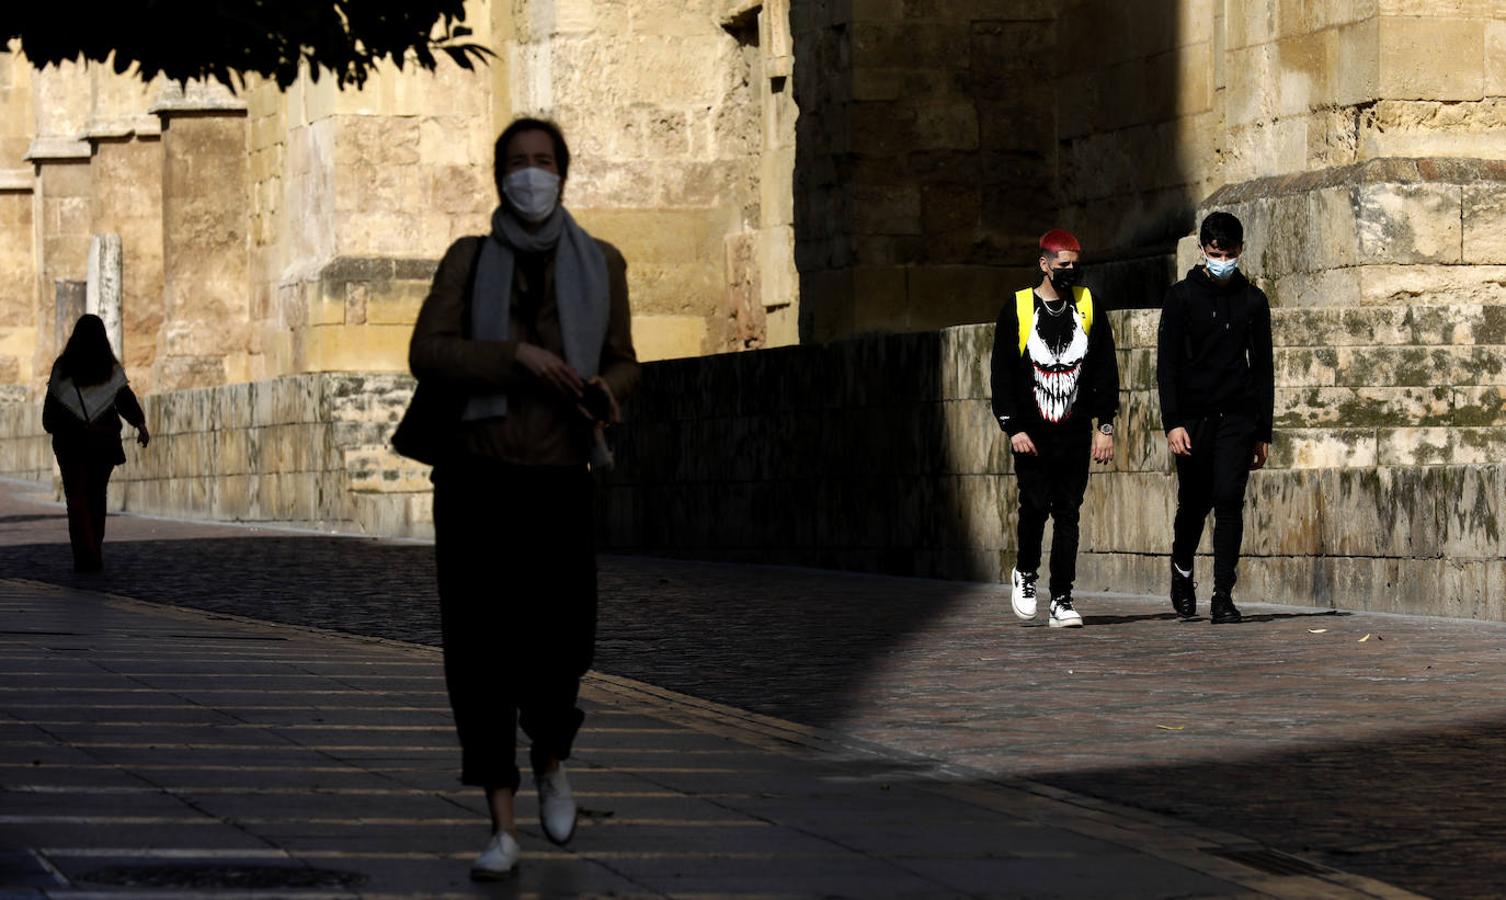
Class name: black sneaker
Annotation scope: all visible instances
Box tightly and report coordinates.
[1210,593,1242,624]
[1170,563,1197,619]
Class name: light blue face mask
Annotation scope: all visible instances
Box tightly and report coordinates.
[1205,256,1239,280]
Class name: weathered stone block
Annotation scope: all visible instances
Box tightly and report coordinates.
[1453,386,1506,426]
[1462,183,1506,264]
[1319,466,1441,557]
[1333,345,1459,387]
[1438,465,1505,558]
[1452,427,1506,464]
[1276,385,1453,428]
[1274,429,1378,469]
[1245,469,1325,555]
[1355,182,1463,264]
[1378,15,1485,102]
[1378,428,1454,467]
[1275,347,1340,386]
[251,376,322,427]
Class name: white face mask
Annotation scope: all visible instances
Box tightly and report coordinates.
[502,167,561,223]
[1205,255,1239,280]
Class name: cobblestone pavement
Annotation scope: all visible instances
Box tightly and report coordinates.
[0,578,1404,899]
[2,477,1502,896]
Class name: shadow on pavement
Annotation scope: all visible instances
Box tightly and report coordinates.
[0,513,68,526]
[1083,609,1349,626]
[0,531,1498,898]
[1039,717,1506,900]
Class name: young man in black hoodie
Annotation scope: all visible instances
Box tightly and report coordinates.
[991,229,1119,628]
[1157,211,1275,624]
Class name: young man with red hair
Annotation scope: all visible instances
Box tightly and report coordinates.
[990,229,1120,628]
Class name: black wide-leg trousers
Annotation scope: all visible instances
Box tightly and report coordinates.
[433,459,596,792]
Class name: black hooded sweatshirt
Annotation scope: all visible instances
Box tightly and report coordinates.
[990,288,1119,438]
[1156,266,1275,442]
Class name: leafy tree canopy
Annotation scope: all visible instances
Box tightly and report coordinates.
[4,1,492,90]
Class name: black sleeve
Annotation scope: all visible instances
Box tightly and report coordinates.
[115,386,146,430]
[42,392,62,435]
[989,301,1022,435]
[1249,289,1275,443]
[1090,304,1119,427]
[1156,286,1185,434]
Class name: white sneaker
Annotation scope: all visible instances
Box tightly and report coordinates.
[535,764,578,845]
[1010,568,1039,620]
[1049,594,1083,628]
[470,831,520,881]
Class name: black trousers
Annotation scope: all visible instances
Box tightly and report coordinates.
[1013,427,1092,598]
[58,456,113,572]
[1171,413,1257,596]
[432,459,597,792]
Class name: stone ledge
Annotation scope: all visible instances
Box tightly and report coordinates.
[1205,157,1506,207]
[149,82,249,117]
[0,168,34,192]
[24,136,91,162]
[81,115,163,141]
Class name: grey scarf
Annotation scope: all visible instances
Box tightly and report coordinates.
[48,364,128,424]
[462,205,610,422]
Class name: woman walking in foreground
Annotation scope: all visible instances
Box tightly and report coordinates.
[406,117,639,880]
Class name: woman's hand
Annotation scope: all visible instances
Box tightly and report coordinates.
[578,376,621,425]
[515,343,583,400]
[136,428,150,448]
[1010,432,1038,456]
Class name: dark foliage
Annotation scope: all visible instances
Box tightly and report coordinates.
[3,1,492,90]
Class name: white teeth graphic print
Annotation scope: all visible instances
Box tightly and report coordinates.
[1026,305,1088,423]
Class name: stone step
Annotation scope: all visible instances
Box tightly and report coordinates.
[1104,303,1506,350]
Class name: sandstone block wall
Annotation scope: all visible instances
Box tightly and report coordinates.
[795,0,1054,341]
[1179,158,1506,310]
[0,298,1501,620]
[495,0,799,357]
[597,304,1506,621]
[0,373,435,538]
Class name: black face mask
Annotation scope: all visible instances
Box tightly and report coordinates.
[1049,266,1081,293]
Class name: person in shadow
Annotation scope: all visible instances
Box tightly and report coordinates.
[408,117,640,880]
[41,314,149,573]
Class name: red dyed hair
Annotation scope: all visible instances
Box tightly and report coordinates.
[1039,229,1082,256]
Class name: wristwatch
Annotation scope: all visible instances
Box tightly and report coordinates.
[1097,423,1114,436]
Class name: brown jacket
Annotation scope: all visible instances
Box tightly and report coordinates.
[409,235,639,467]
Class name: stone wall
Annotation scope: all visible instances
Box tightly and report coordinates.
[0,49,36,387]
[0,297,1502,620]
[0,0,793,403]
[1179,158,1506,310]
[597,303,1506,621]
[0,373,434,538]
[795,0,1055,341]
[495,0,800,357]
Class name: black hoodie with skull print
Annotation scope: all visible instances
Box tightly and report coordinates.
[989,289,1119,438]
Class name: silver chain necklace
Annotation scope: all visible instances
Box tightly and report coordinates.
[1040,295,1069,317]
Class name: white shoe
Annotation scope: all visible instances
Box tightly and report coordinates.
[470,831,520,881]
[1010,568,1039,620]
[1049,594,1083,628]
[535,764,578,845]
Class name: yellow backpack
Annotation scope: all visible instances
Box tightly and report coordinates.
[1015,286,1094,355]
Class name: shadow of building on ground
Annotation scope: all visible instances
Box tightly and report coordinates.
[0,531,1502,897]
